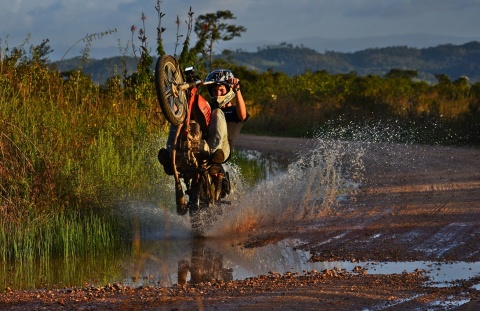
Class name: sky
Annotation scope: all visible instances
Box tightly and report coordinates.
[1,0,480,61]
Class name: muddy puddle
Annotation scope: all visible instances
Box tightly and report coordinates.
[3,223,479,291]
[119,233,480,289]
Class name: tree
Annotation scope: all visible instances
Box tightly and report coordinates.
[178,7,209,72]
[28,39,53,65]
[194,10,246,70]
[385,68,418,80]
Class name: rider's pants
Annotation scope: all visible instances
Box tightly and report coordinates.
[208,108,230,159]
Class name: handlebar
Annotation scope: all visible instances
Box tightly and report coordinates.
[178,80,216,91]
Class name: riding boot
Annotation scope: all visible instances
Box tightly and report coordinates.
[221,171,231,198]
[210,149,224,164]
[213,173,224,202]
[209,149,224,176]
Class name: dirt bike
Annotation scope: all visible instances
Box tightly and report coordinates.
[154,54,231,235]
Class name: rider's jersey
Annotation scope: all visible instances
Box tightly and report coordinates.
[222,105,249,150]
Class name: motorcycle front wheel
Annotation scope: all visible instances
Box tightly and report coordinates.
[154,55,187,126]
[188,174,215,236]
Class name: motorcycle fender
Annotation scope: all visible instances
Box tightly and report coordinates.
[196,94,211,126]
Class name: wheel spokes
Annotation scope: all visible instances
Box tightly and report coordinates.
[162,63,186,118]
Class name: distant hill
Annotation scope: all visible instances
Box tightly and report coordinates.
[220,33,479,54]
[53,41,480,84]
[53,56,139,85]
[225,41,480,83]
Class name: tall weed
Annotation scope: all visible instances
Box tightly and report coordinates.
[1,38,169,263]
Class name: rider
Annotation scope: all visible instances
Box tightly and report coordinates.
[205,69,248,164]
[158,69,248,196]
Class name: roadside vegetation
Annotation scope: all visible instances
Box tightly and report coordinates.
[0,35,166,263]
[238,67,480,145]
[1,2,479,273]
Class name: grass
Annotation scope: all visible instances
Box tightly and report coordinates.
[0,208,116,263]
[0,46,171,265]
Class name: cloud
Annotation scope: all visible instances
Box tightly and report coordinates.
[341,0,479,18]
[1,0,479,60]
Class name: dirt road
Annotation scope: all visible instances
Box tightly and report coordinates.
[1,134,480,310]
[236,134,480,262]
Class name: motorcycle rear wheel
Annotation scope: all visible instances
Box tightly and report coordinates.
[154,55,187,126]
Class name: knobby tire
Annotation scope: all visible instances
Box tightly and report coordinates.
[154,55,187,126]
[189,174,216,237]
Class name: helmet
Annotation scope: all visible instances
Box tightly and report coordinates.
[205,69,235,98]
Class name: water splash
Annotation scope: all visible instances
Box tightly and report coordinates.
[125,122,419,238]
[207,116,453,237]
[122,121,427,238]
[119,201,193,240]
[208,136,365,236]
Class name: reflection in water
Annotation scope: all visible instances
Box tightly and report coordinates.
[234,149,289,184]
[0,249,128,290]
[118,235,316,288]
[120,234,480,288]
[177,239,233,285]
